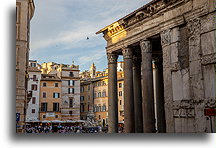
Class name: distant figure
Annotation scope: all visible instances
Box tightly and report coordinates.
[86,37,89,40]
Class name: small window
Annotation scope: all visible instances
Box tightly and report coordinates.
[42,92,46,98]
[80,96,84,101]
[68,80,75,86]
[80,104,84,113]
[69,72,74,77]
[33,75,37,81]
[53,92,60,98]
[30,63,36,67]
[98,115,101,120]
[55,115,58,118]
[43,115,46,118]
[31,84,37,91]
[69,111,73,115]
[119,91,122,96]
[102,105,106,111]
[98,92,101,98]
[41,103,47,111]
[32,97,36,104]
[54,83,58,87]
[43,83,47,87]
[53,103,59,112]
[120,100,122,105]
[119,83,122,88]
[32,109,35,113]
[69,97,73,108]
[88,85,90,91]
[80,87,84,92]
[102,91,106,97]
[68,88,74,94]
[98,105,101,112]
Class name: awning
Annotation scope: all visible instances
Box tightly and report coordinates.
[76,120,86,123]
[41,120,51,123]
[51,120,64,123]
[66,120,76,123]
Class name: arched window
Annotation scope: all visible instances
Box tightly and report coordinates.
[102,90,106,97]
[98,92,101,98]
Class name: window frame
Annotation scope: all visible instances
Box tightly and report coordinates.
[54,83,58,87]
[42,82,47,87]
[32,97,36,104]
[41,103,47,112]
[42,92,46,98]
[53,103,59,112]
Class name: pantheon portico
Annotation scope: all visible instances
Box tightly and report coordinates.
[96,0,216,133]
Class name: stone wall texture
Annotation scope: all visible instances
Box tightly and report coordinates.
[100,0,215,132]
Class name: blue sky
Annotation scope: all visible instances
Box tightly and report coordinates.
[30,0,151,72]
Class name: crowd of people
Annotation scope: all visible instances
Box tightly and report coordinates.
[25,125,110,133]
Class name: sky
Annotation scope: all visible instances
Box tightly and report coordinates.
[30,0,152,72]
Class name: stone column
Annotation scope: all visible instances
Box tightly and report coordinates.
[133,53,143,133]
[122,47,135,133]
[153,59,166,133]
[140,39,156,133]
[107,53,118,133]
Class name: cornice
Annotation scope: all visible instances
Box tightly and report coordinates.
[105,1,209,53]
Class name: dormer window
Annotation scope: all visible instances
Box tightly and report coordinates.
[30,63,36,67]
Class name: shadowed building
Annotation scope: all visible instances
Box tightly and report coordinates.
[16,0,35,133]
[97,0,215,133]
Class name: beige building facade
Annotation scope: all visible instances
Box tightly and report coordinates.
[97,0,216,133]
[16,0,35,133]
[41,62,81,121]
[39,74,62,121]
[80,63,125,126]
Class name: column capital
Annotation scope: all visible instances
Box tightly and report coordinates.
[122,47,133,59]
[107,53,118,64]
[140,39,152,53]
[187,18,201,36]
[160,29,171,47]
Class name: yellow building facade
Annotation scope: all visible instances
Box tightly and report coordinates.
[80,63,124,126]
[39,74,62,121]
[40,62,81,121]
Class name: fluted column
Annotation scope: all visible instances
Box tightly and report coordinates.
[140,39,156,133]
[122,47,135,133]
[107,53,118,133]
[133,53,143,133]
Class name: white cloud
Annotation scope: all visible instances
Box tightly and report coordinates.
[30,0,152,71]
[78,49,106,65]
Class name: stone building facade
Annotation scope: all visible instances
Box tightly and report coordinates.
[26,60,41,122]
[97,0,215,133]
[16,0,35,133]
